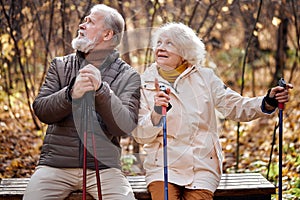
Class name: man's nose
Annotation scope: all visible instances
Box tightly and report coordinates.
[79,23,86,30]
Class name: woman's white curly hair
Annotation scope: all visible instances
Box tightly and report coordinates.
[151,22,206,65]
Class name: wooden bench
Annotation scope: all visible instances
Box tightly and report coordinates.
[0,173,275,200]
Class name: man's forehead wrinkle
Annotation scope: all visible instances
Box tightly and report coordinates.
[90,11,105,22]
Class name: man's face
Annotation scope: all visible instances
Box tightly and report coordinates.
[72,11,106,53]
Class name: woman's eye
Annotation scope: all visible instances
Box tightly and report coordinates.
[167,41,173,46]
[157,41,162,46]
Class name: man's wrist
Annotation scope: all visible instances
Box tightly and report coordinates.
[96,82,103,92]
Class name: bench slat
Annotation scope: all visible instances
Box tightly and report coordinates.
[0,173,275,200]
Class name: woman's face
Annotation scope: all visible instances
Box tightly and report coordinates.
[154,33,184,70]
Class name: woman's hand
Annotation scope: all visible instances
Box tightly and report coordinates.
[264,83,293,110]
[269,83,293,104]
[154,78,170,108]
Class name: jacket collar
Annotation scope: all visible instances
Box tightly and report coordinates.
[142,63,199,94]
[76,49,119,70]
[142,63,198,84]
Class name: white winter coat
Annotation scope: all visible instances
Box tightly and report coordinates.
[132,63,273,193]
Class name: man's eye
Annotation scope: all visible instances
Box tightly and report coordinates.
[84,17,91,23]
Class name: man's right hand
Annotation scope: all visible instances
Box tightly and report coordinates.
[71,64,102,99]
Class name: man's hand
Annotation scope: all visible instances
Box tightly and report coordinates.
[71,64,102,99]
[79,64,102,90]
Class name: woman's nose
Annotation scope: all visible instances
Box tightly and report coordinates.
[157,43,166,51]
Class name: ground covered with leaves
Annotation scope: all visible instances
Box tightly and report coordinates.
[0,82,299,200]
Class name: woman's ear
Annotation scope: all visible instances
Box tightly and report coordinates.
[103,30,114,41]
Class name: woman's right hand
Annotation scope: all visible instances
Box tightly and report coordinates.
[154,78,170,108]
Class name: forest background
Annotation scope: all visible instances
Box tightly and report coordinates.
[0,0,299,199]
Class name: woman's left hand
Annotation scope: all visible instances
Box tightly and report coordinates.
[269,83,293,104]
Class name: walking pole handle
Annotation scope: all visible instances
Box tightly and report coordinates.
[278,78,286,110]
[160,85,168,115]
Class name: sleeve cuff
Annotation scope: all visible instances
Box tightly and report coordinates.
[65,77,76,102]
[261,98,276,114]
[154,103,172,114]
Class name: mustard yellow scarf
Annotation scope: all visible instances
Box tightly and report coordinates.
[158,62,189,83]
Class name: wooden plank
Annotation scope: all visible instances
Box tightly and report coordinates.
[0,173,275,200]
[215,173,275,197]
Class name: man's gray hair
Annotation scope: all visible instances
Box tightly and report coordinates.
[91,4,125,47]
[151,22,206,65]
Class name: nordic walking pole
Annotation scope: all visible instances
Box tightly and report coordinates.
[83,131,87,200]
[82,99,88,200]
[160,85,169,200]
[278,78,286,200]
[92,131,102,199]
[80,57,103,200]
[162,105,168,200]
[81,60,89,200]
[86,92,103,199]
[82,92,92,200]
[83,92,103,200]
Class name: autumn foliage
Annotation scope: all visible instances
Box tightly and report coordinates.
[0,0,299,199]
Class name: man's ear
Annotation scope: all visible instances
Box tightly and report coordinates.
[103,30,114,41]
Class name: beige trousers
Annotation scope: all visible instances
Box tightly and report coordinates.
[23,165,136,200]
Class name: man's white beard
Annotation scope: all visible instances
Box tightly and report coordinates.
[71,35,98,53]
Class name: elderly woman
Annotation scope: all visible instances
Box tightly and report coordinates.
[132,22,292,200]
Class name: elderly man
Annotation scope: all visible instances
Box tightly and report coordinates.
[23,4,140,200]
